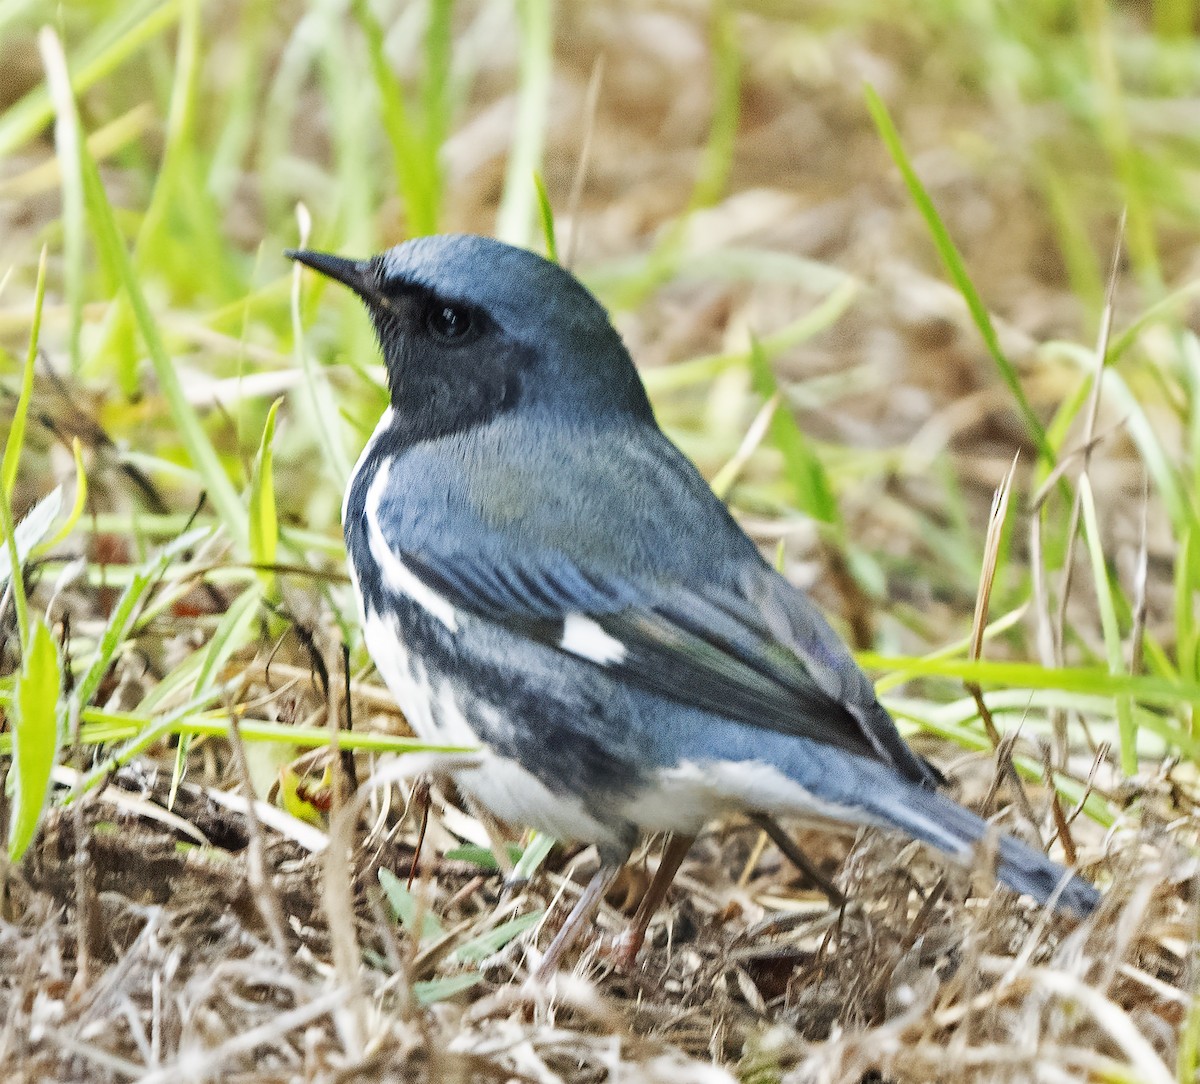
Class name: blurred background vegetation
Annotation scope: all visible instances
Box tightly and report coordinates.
[0,0,1198,1079]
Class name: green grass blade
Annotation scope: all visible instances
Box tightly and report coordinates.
[1,245,47,500]
[34,440,89,556]
[1179,983,1200,1084]
[748,338,839,527]
[40,26,246,548]
[44,16,86,376]
[1079,475,1136,775]
[495,0,552,246]
[73,527,211,711]
[510,830,556,883]
[80,151,246,543]
[1177,527,1200,684]
[192,585,261,698]
[65,690,226,804]
[1042,340,1193,531]
[533,172,558,263]
[0,485,29,669]
[864,84,1054,470]
[0,0,183,157]
[690,0,740,212]
[421,0,454,175]
[0,487,62,652]
[599,4,741,307]
[378,867,445,942]
[353,0,439,235]
[642,278,859,395]
[0,488,63,588]
[1078,0,1161,289]
[291,239,353,488]
[7,618,61,862]
[0,709,474,758]
[249,398,282,599]
[413,973,484,1005]
[861,652,1200,710]
[132,0,229,296]
[451,911,542,964]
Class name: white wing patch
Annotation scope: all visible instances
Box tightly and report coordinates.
[560,613,627,665]
[364,458,459,632]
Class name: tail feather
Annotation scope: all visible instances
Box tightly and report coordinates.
[871,783,1100,916]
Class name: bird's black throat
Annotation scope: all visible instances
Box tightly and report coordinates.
[371,309,532,448]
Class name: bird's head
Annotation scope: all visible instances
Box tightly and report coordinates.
[287,234,653,443]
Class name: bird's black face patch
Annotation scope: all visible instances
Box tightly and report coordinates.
[366,262,529,445]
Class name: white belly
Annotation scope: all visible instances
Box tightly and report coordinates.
[360,608,626,852]
[623,758,869,836]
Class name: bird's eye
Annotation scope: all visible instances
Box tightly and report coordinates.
[426,303,473,343]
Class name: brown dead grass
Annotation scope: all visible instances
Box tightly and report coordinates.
[1,2,1196,1082]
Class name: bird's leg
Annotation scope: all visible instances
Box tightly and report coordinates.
[611,833,695,970]
[748,812,845,906]
[531,862,622,984]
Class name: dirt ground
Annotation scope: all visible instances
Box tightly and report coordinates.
[0,2,1196,1082]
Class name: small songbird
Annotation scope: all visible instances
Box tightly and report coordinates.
[288,235,1099,979]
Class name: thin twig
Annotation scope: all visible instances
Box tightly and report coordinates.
[564,53,605,271]
[1052,211,1125,663]
[965,452,1019,749]
[226,714,291,958]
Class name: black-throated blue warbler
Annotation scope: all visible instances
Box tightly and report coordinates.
[288,235,1099,979]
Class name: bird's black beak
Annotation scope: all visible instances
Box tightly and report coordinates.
[285,249,382,304]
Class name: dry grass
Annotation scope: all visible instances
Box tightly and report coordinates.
[0,2,1197,1081]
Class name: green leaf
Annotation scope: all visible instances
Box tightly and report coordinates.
[451,910,542,964]
[443,842,523,870]
[249,398,282,599]
[8,619,62,862]
[412,973,484,1005]
[378,867,445,942]
[510,831,556,883]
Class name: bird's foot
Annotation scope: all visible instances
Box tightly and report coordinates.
[604,925,649,972]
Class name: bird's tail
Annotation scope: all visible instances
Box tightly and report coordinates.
[867,782,1100,915]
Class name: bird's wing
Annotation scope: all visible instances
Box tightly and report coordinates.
[399,547,935,780]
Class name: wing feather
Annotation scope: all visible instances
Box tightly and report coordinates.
[400,547,937,781]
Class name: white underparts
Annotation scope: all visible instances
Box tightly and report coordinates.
[361,605,623,851]
[560,613,627,665]
[625,758,871,837]
[363,458,459,632]
[343,406,394,525]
